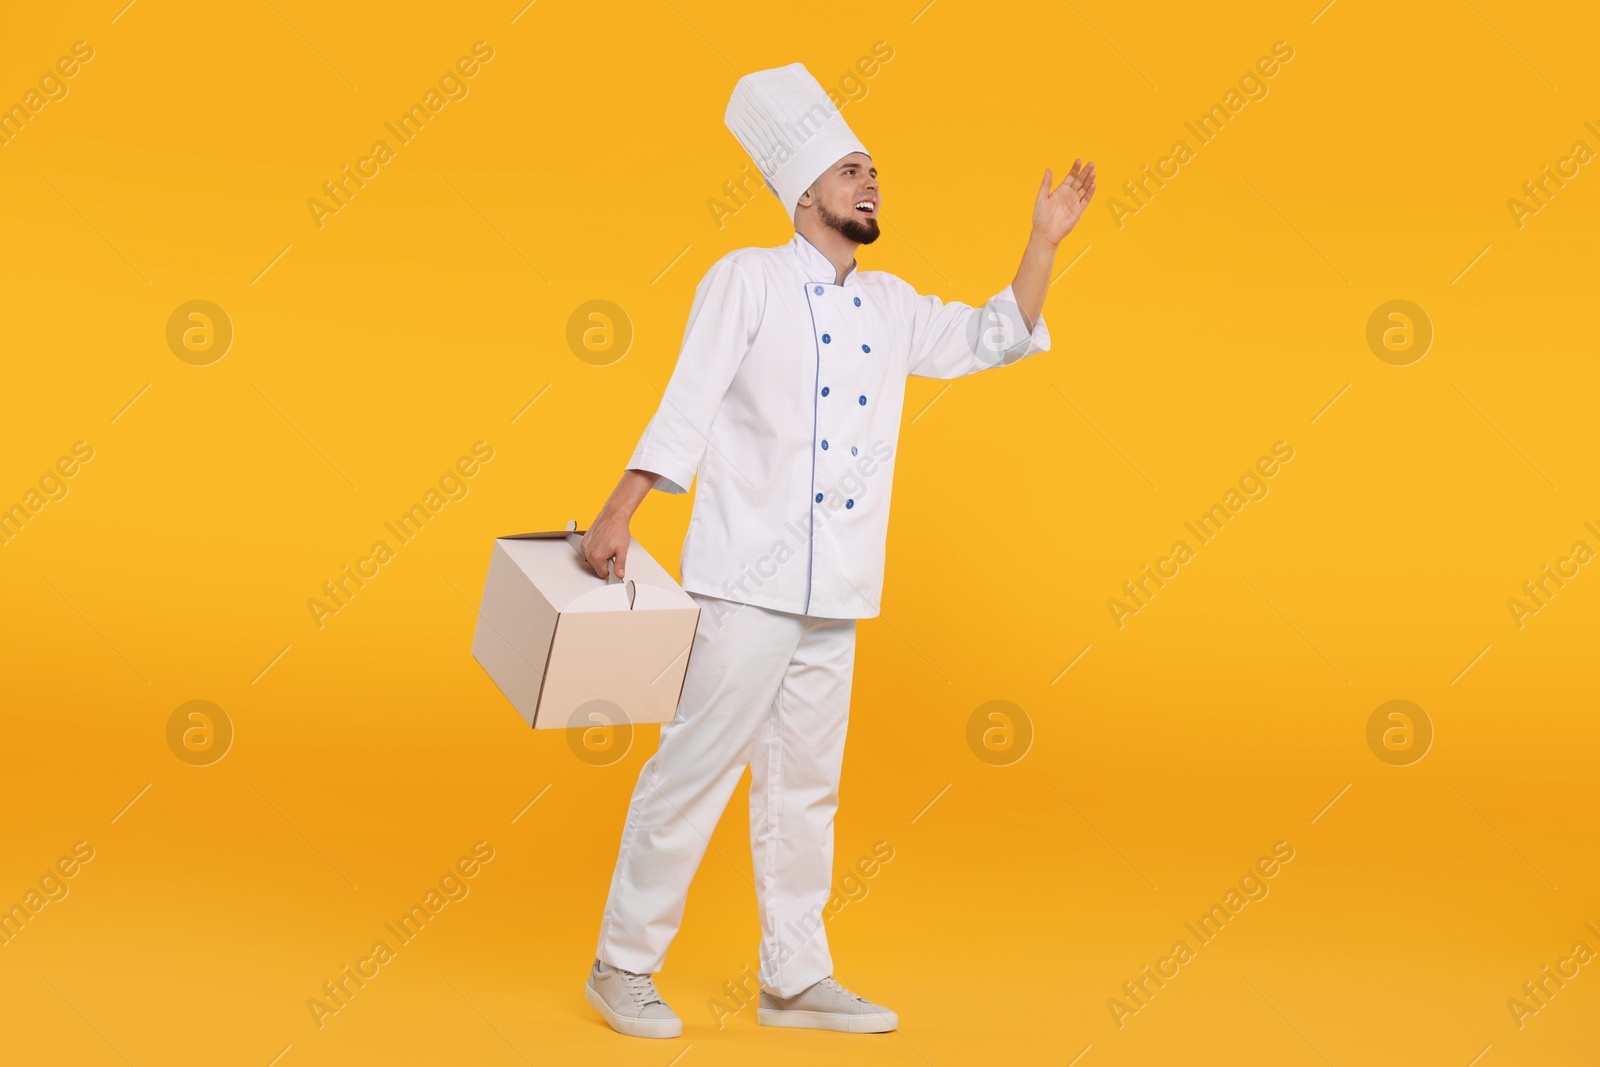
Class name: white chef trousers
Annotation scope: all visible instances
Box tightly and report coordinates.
[595,591,857,997]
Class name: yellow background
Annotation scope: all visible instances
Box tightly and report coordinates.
[3,1,1597,1064]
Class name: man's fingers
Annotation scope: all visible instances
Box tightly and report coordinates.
[1062,164,1096,203]
[1054,161,1085,197]
[615,545,628,579]
[579,534,599,578]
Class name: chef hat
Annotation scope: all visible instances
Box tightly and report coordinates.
[724,62,870,223]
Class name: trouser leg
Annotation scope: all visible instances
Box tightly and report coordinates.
[749,613,858,996]
[595,594,800,975]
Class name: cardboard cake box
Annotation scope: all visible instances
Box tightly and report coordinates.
[471,522,700,729]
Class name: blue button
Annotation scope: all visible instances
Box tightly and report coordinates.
[846,498,854,509]
[821,439,829,450]
[853,297,861,307]
[814,286,823,295]
[815,492,823,502]
[820,386,829,397]
[822,333,831,343]
[851,445,858,456]
[858,395,867,405]
[862,344,870,353]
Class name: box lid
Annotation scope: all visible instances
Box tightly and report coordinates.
[495,523,694,615]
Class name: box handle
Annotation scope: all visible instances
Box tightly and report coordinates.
[610,558,637,609]
[565,519,636,609]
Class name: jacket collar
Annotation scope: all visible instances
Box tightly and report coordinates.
[791,230,859,287]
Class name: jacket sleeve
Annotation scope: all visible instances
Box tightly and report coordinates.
[904,282,1051,380]
[627,254,762,494]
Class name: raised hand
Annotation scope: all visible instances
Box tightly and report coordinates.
[1032,159,1097,246]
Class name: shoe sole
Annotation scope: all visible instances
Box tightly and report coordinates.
[584,982,683,1039]
[757,1007,898,1033]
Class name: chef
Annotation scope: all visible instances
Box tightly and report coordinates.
[580,62,1095,1040]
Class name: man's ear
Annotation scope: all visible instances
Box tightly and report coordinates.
[796,183,816,209]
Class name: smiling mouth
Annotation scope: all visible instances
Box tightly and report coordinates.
[854,200,877,216]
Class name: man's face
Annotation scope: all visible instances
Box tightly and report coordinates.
[803,152,880,244]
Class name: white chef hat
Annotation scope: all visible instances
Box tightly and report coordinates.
[724,62,870,223]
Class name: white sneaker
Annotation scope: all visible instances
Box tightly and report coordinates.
[757,975,897,1033]
[584,959,682,1039]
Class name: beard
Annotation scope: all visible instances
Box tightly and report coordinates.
[816,199,880,245]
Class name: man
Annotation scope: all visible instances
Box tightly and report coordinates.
[580,62,1095,1039]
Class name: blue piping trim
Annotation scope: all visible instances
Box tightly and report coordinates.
[802,281,824,615]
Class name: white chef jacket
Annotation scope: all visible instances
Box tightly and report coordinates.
[628,230,1051,619]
